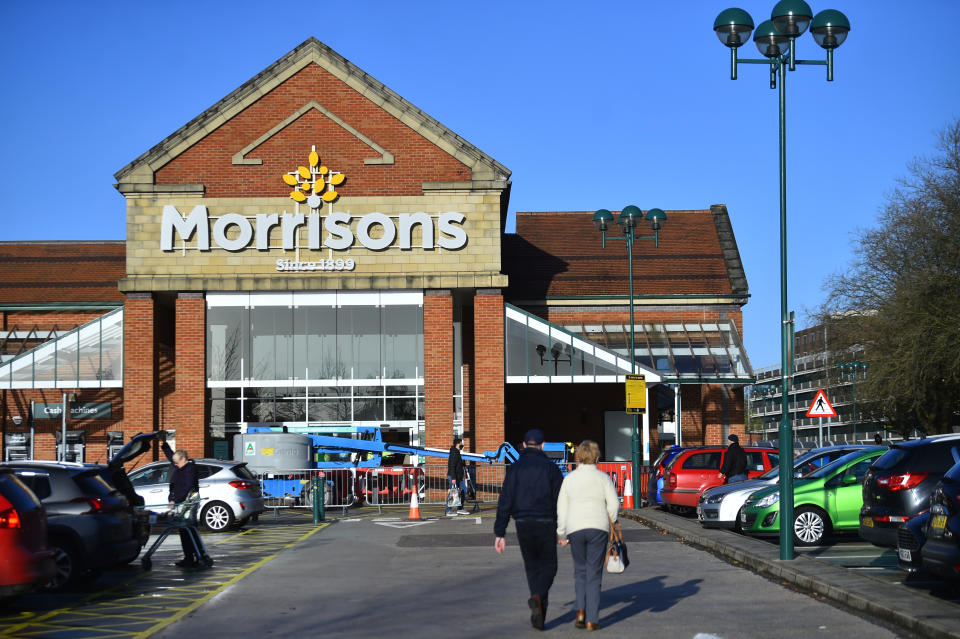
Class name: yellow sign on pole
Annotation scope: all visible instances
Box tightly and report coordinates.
[625,374,646,414]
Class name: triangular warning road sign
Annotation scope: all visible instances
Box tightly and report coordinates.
[806,389,837,418]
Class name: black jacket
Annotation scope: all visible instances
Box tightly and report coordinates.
[494,447,564,537]
[448,445,465,480]
[719,442,748,477]
[162,441,199,503]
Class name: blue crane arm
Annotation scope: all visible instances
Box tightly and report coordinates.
[243,426,563,466]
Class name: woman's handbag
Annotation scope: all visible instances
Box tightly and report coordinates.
[606,518,629,574]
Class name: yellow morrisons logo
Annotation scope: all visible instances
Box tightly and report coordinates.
[283,145,345,209]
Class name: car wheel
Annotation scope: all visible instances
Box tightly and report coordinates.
[46,540,82,590]
[793,506,831,546]
[200,501,235,532]
[734,507,744,534]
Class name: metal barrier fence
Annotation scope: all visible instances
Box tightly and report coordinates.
[255,463,652,512]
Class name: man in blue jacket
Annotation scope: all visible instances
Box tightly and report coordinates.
[494,429,564,630]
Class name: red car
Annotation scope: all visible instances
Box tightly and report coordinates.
[661,446,780,511]
[0,469,55,598]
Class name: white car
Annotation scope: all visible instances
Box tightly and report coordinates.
[127,458,265,532]
[697,445,867,530]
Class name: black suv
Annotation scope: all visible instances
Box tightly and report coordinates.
[920,457,960,580]
[1,461,142,589]
[860,434,960,547]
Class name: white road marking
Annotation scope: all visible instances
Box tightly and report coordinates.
[373,520,433,529]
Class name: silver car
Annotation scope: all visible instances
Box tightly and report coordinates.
[128,459,264,532]
[697,445,867,530]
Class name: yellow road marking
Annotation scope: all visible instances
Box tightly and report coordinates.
[130,522,327,639]
[1,521,328,639]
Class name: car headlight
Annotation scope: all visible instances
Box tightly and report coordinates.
[755,491,780,508]
[704,493,725,504]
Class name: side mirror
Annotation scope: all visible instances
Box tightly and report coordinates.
[841,474,859,486]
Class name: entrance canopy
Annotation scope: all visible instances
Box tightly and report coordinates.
[0,308,123,389]
[562,318,754,384]
[505,304,753,385]
[505,305,661,384]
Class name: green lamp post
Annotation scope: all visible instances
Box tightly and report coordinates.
[593,206,666,502]
[714,1,850,560]
[838,360,868,443]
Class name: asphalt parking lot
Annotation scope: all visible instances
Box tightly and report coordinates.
[0,510,326,639]
[2,504,956,639]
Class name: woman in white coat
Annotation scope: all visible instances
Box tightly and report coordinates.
[557,440,620,631]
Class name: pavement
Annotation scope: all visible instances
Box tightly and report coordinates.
[624,506,960,639]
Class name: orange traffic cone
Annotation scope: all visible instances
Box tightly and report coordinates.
[622,475,635,509]
[407,489,422,520]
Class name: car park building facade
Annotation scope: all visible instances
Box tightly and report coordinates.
[1,39,755,465]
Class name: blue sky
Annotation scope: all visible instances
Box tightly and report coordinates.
[1,1,958,368]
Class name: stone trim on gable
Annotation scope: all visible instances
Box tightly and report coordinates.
[114,38,510,188]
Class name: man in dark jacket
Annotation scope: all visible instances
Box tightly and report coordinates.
[159,433,200,567]
[494,429,564,630]
[718,434,748,484]
[447,437,468,516]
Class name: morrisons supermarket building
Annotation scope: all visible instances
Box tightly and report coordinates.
[0,39,754,465]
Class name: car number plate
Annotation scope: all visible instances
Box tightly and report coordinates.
[740,511,747,523]
[862,516,873,528]
[696,506,702,517]
[897,547,912,562]
[932,514,948,530]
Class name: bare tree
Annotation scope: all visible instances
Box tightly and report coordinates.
[820,118,960,436]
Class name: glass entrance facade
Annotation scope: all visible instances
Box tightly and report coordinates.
[206,291,424,433]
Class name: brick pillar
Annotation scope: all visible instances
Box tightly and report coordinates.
[175,293,207,457]
[123,293,157,434]
[473,290,504,454]
[424,290,453,450]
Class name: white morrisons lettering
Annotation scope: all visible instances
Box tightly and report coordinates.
[276,258,355,272]
[160,205,467,252]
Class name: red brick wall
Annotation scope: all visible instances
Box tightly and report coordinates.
[473,293,505,454]
[2,310,117,331]
[541,308,743,329]
[155,64,472,197]
[174,294,206,456]
[423,292,453,450]
[123,295,157,436]
[1,388,124,462]
[679,384,745,447]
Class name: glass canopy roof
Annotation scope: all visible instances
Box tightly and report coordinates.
[561,316,754,384]
[506,305,661,384]
[0,308,123,389]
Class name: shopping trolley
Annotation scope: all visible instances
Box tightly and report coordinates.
[140,494,213,570]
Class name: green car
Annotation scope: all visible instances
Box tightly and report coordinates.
[740,447,886,546]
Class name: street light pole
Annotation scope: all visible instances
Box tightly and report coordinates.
[714,1,850,561]
[593,206,666,502]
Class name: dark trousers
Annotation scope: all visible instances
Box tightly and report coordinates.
[568,528,608,624]
[516,519,558,606]
[179,528,199,560]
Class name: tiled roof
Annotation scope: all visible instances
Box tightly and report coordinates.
[0,242,125,304]
[504,206,748,300]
